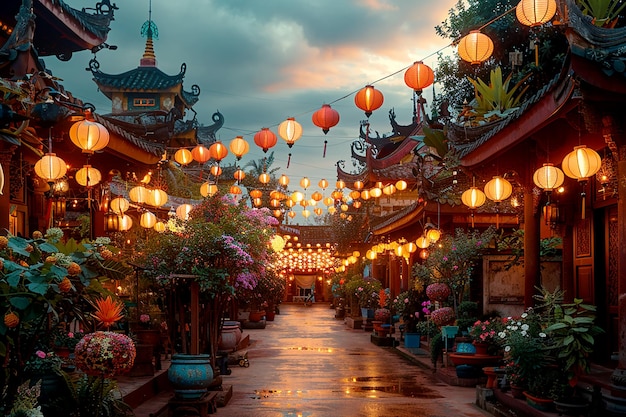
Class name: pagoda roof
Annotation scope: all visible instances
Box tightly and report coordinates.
[92,63,185,93]
[0,0,114,62]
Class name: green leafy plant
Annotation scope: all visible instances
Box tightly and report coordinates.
[466,66,530,122]
[578,0,626,27]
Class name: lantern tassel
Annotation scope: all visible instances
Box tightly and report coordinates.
[323,140,327,158]
[470,211,475,228]
[581,191,586,220]
[287,153,291,169]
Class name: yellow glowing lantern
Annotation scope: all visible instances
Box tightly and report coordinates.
[229,136,249,160]
[273,209,282,217]
[69,109,109,154]
[314,207,323,216]
[110,197,129,214]
[331,190,343,200]
[288,211,296,219]
[370,187,382,198]
[395,180,407,191]
[176,204,193,220]
[249,189,263,199]
[174,148,193,166]
[328,206,337,215]
[353,201,362,209]
[279,174,290,187]
[291,191,304,202]
[129,185,148,204]
[404,242,417,254]
[200,182,218,197]
[302,209,311,218]
[360,190,371,200]
[323,197,334,206]
[278,117,303,147]
[484,176,513,202]
[148,188,168,207]
[253,198,262,207]
[270,198,281,208]
[75,165,101,187]
[561,145,601,219]
[416,236,430,249]
[533,162,565,191]
[34,153,67,182]
[118,214,133,231]
[427,228,441,243]
[382,184,396,195]
[210,165,222,177]
[318,179,329,189]
[300,199,308,208]
[336,180,346,189]
[154,221,166,233]
[191,144,211,163]
[349,190,360,200]
[208,141,229,162]
[461,186,486,227]
[285,199,295,208]
[259,173,271,184]
[140,211,157,229]
[366,250,377,260]
[457,30,494,65]
[300,177,310,189]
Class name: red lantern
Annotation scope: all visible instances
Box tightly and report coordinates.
[312,104,340,135]
[354,85,384,118]
[404,61,435,93]
[253,128,277,153]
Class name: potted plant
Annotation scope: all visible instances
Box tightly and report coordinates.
[469,317,504,356]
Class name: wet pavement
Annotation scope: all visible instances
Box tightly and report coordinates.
[215,302,493,417]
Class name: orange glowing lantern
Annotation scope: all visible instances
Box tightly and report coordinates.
[516,0,557,27]
[458,30,494,65]
[312,104,340,135]
[174,148,193,166]
[404,61,434,93]
[354,85,384,118]
[208,141,228,162]
[254,127,277,153]
[259,173,271,184]
[191,144,211,163]
[229,136,249,160]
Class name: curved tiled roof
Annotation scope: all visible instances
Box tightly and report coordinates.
[94,113,165,157]
[92,66,185,91]
[54,0,114,40]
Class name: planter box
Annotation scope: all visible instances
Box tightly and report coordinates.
[345,317,363,329]
[404,332,421,348]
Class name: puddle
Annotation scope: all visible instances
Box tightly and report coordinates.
[344,376,443,398]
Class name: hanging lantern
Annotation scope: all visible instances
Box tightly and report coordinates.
[366,250,377,260]
[300,177,310,190]
[302,209,311,218]
[53,198,66,219]
[404,242,417,254]
[278,117,303,147]
[75,165,102,187]
[230,185,242,195]
[516,0,557,27]
[148,188,168,207]
[382,184,396,195]
[354,85,384,118]
[229,136,250,160]
[286,211,295,219]
[395,180,408,191]
[34,153,67,182]
[353,180,364,190]
[209,165,222,177]
[336,180,346,189]
[340,203,349,212]
[533,163,565,192]
[457,30,494,65]
[323,197,333,206]
[191,144,211,163]
[110,197,129,214]
[484,176,513,228]
[253,198,263,207]
[234,169,246,182]
[562,145,601,219]
[273,209,282,218]
[313,207,323,216]
[104,211,120,232]
[254,127,277,153]
[312,104,340,135]
[360,190,371,200]
[416,236,430,249]
[279,174,290,187]
[128,185,148,204]
[370,187,382,198]
[176,204,193,220]
[174,148,193,166]
[68,109,109,154]
[118,214,133,231]
[331,190,343,200]
[328,206,337,215]
[404,61,435,93]
[352,200,362,209]
[200,182,218,197]
[300,199,309,208]
[318,178,329,189]
[249,189,263,199]
[311,191,323,201]
[419,249,429,260]
[427,228,441,243]
[208,141,229,162]
[285,199,295,208]
[259,172,271,184]
[270,198,281,208]
[461,186,487,228]
[154,221,166,233]
[140,211,157,229]
[349,190,360,200]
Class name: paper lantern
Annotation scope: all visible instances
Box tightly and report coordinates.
[314,207,323,216]
[200,182,218,197]
[208,141,228,162]
[118,214,133,231]
[234,169,246,182]
[427,228,441,243]
[395,180,408,191]
[312,104,340,134]
[104,212,120,232]
[148,188,168,207]
[561,146,601,181]
[302,209,310,218]
[174,148,193,166]
[311,191,323,202]
[129,185,148,204]
[69,109,109,154]
[210,165,222,177]
[416,236,430,249]
[229,136,249,160]
[370,187,382,198]
[300,177,310,189]
[249,189,263,199]
[278,174,290,187]
[516,0,557,27]
[360,190,371,200]
[278,117,303,147]
[176,204,193,220]
[533,163,565,191]
[318,178,329,189]
[140,211,157,229]
[349,190,360,200]
[34,153,67,182]
[154,221,166,233]
[382,184,396,195]
[328,206,337,214]
[336,180,346,189]
[110,197,129,214]
[404,61,435,93]
[253,198,263,207]
[285,199,295,208]
[458,30,494,65]
[230,185,242,195]
[254,128,277,153]
[354,85,384,117]
[462,187,487,209]
[259,173,270,184]
[191,145,211,163]
[291,191,304,203]
[484,176,513,202]
[75,165,102,187]
[288,211,296,219]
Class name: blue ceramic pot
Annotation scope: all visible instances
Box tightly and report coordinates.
[167,354,213,399]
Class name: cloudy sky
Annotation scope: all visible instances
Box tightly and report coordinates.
[45,0,459,223]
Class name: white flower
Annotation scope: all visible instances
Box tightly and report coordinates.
[521,323,529,331]
[504,346,511,352]
[498,331,506,338]
[539,332,547,338]
[521,312,528,318]
[521,330,527,336]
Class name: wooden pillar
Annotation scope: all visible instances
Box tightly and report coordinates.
[190,280,200,355]
[615,154,626,374]
[560,224,575,303]
[524,187,541,308]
